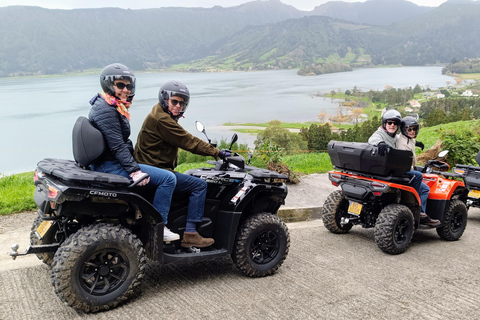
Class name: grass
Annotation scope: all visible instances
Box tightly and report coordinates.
[282,152,333,174]
[417,119,480,151]
[0,172,37,215]
[223,122,315,129]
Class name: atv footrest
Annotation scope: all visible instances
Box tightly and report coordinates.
[163,248,228,264]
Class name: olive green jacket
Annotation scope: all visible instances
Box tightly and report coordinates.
[134,103,219,171]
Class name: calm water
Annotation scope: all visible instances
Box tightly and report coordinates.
[0,67,454,175]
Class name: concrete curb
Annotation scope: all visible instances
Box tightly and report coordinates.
[278,206,323,223]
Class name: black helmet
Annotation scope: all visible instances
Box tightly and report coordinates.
[400,116,419,138]
[100,63,136,102]
[382,109,401,129]
[158,80,190,120]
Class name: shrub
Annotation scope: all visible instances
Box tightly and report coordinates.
[254,120,307,154]
[441,129,480,167]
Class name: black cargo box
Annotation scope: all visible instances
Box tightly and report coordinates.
[327,140,412,177]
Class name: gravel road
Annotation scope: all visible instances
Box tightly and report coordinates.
[1,174,480,319]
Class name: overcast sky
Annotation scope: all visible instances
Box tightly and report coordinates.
[0,0,451,11]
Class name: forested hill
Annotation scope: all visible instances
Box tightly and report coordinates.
[311,0,433,26]
[0,0,479,76]
[205,1,480,69]
[0,1,303,75]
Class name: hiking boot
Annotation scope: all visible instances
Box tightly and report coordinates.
[181,232,214,248]
[420,214,441,227]
[164,227,180,242]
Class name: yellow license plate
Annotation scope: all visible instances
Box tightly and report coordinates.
[468,189,480,199]
[348,201,363,215]
[35,220,54,239]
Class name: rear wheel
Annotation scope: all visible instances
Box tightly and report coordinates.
[232,213,290,277]
[374,204,414,255]
[50,223,146,312]
[30,214,59,266]
[322,190,353,233]
[437,200,467,241]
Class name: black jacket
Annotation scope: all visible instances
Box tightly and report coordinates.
[88,94,140,174]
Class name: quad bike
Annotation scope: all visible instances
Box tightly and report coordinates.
[10,117,290,312]
[453,151,480,210]
[322,141,467,255]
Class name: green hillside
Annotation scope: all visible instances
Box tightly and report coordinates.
[2,1,480,76]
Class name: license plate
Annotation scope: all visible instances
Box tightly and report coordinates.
[348,201,363,215]
[468,189,480,199]
[35,220,54,239]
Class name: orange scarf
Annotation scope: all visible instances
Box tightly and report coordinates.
[100,91,131,120]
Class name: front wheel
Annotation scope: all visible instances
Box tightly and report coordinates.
[374,204,414,255]
[50,223,146,312]
[322,190,353,233]
[437,200,468,241]
[232,213,290,277]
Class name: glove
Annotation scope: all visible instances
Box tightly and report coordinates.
[218,150,232,160]
[377,143,391,156]
[415,141,425,150]
[129,171,150,186]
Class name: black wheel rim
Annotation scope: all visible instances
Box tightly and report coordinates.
[250,230,279,264]
[79,249,129,296]
[450,211,463,232]
[394,218,410,244]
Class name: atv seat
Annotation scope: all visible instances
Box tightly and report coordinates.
[72,116,106,169]
[37,158,132,186]
[34,116,131,186]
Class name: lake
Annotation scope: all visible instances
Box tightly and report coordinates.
[0,66,454,175]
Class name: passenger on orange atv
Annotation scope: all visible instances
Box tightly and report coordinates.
[397,116,440,227]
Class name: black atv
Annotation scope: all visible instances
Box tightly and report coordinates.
[453,150,480,210]
[10,117,290,312]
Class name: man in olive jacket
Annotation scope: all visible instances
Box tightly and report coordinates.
[134,80,230,248]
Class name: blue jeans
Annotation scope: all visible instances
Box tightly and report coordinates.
[173,172,207,223]
[406,170,430,213]
[91,160,176,224]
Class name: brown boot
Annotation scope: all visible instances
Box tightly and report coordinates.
[181,232,214,248]
[420,213,441,227]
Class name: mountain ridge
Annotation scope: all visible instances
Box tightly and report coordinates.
[0,0,479,76]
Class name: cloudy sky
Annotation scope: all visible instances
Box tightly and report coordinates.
[0,0,451,11]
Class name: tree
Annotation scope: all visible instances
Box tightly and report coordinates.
[300,123,333,151]
[317,112,327,122]
[413,84,423,94]
[440,89,450,97]
[351,108,363,125]
[424,109,448,127]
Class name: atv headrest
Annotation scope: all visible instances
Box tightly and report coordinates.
[72,116,106,168]
[476,151,480,166]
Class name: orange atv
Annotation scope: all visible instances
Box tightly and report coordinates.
[322,141,468,254]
